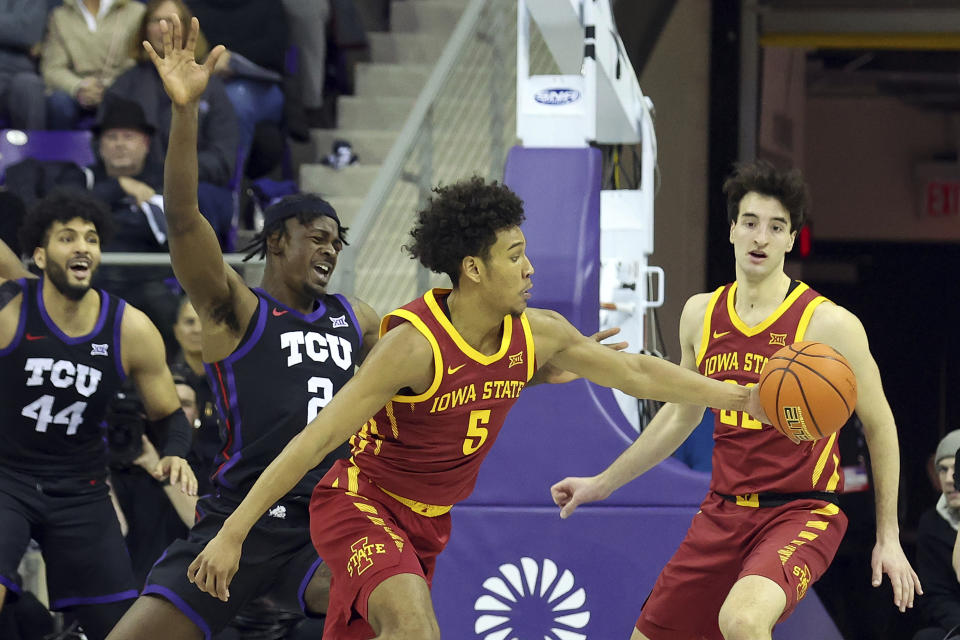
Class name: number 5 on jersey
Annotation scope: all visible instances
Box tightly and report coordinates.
[463,409,490,455]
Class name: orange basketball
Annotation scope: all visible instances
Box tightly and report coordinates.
[757,342,857,442]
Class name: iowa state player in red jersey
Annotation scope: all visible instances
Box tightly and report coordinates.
[184,176,769,639]
[552,161,922,640]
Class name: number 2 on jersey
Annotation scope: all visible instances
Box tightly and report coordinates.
[307,377,333,422]
[463,409,490,455]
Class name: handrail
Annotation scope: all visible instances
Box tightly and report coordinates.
[333,0,490,293]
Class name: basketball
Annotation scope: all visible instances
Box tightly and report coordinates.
[757,342,857,442]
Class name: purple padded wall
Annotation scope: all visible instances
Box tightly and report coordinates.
[502,147,601,335]
[432,146,840,640]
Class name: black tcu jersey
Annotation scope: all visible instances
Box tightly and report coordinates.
[0,277,126,479]
[204,289,361,503]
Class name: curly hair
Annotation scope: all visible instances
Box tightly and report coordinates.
[240,202,349,262]
[406,177,525,286]
[723,161,809,231]
[18,189,114,253]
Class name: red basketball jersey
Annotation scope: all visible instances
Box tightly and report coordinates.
[697,281,844,498]
[350,289,535,508]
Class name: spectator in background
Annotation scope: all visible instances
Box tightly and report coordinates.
[914,430,960,640]
[188,0,290,161]
[107,0,237,247]
[169,297,221,497]
[281,0,330,129]
[41,0,145,129]
[89,96,179,347]
[0,2,47,130]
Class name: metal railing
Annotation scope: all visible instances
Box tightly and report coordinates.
[330,0,559,314]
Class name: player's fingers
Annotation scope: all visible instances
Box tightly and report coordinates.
[889,573,905,611]
[216,571,231,602]
[142,40,162,66]
[593,327,621,341]
[871,561,882,587]
[914,571,924,596]
[204,44,226,74]
[186,558,201,586]
[185,16,199,53]
[170,14,182,52]
[560,496,580,519]
[159,15,172,53]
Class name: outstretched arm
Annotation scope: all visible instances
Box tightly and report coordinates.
[122,305,198,496]
[186,323,435,601]
[527,304,765,417]
[806,303,922,612]
[550,295,710,517]
[143,16,250,326]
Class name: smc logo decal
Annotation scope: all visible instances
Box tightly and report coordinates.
[534,88,581,106]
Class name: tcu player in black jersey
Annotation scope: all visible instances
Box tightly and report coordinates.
[107,15,379,640]
[0,192,197,640]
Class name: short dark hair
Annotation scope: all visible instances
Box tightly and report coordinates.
[723,161,809,231]
[18,189,114,253]
[406,177,525,286]
[240,194,348,262]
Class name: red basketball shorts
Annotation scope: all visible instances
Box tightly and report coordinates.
[636,491,847,640]
[309,459,451,640]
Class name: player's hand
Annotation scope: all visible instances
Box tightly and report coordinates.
[153,454,198,496]
[550,475,609,519]
[187,533,241,601]
[744,386,772,434]
[537,328,629,385]
[143,14,225,106]
[871,539,922,612]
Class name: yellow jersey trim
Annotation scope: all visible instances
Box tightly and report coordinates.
[726,281,811,337]
[520,312,535,381]
[795,296,828,342]
[378,485,452,517]
[382,308,443,404]
[696,286,726,367]
[424,288,512,365]
[812,432,838,487]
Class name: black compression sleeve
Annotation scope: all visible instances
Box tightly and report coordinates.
[152,407,193,458]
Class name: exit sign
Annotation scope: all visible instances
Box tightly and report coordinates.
[924,180,960,217]
[916,163,960,219]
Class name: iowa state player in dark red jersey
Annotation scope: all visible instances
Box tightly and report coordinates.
[184,172,770,639]
[552,161,922,640]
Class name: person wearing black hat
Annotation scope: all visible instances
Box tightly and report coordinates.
[90,96,179,351]
[105,15,380,640]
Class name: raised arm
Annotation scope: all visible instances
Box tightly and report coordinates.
[143,16,250,325]
[186,322,435,600]
[121,305,198,496]
[805,303,922,611]
[527,305,764,416]
[550,294,712,517]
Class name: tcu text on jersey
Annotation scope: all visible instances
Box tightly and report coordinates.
[280,330,354,370]
[22,357,103,435]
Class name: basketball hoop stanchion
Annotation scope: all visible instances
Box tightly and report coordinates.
[518,0,661,432]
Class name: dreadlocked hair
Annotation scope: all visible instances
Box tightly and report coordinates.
[241,210,349,262]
